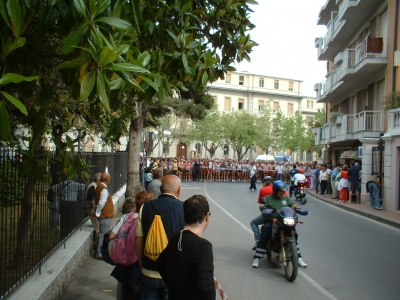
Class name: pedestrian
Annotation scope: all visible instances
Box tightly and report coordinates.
[348,161,361,203]
[331,164,339,199]
[366,174,382,210]
[134,174,185,300]
[319,164,328,196]
[52,175,86,239]
[48,174,61,230]
[194,158,201,181]
[315,164,321,193]
[147,168,163,198]
[275,162,284,181]
[144,167,153,190]
[249,161,257,191]
[156,194,215,300]
[338,165,349,203]
[86,173,101,249]
[326,164,332,195]
[94,172,115,260]
[309,164,316,190]
[110,191,155,300]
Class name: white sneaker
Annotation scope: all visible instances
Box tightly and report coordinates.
[298,257,307,268]
[252,258,260,268]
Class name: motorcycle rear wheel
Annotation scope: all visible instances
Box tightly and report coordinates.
[282,242,298,282]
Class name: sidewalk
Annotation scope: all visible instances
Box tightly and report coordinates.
[307,190,400,229]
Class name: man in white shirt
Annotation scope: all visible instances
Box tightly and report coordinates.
[275,162,284,181]
[290,171,306,197]
[249,162,257,191]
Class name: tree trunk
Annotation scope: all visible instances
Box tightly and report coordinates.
[11,127,42,266]
[126,102,146,198]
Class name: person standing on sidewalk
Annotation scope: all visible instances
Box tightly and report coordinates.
[94,172,114,260]
[348,161,361,203]
[319,164,328,196]
[134,175,184,300]
[331,164,339,199]
[366,175,382,210]
[86,173,101,249]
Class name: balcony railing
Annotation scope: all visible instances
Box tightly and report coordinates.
[347,111,384,133]
[388,108,400,132]
[348,37,388,67]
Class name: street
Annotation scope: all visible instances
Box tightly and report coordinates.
[185,181,400,300]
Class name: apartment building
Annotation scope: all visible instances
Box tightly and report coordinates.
[204,71,323,160]
[313,0,400,211]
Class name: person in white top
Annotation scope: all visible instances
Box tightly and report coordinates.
[319,164,329,196]
[275,163,284,181]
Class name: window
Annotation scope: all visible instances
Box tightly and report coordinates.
[195,142,202,154]
[225,74,231,83]
[311,101,314,108]
[238,98,244,110]
[289,81,293,91]
[307,100,310,108]
[273,102,279,111]
[258,100,265,111]
[306,117,313,127]
[259,78,264,87]
[288,103,293,115]
[224,97,231,110]
[223,144,229,156]
[274,80,279,89]
[239,75,244,85]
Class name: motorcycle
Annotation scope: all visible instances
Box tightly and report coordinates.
[291,180,307,204]
[261,205,308,282]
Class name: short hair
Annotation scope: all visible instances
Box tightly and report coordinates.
[342,165,348,171]
[355,162,360,166]
[152,168,163,179]
[163,168,170,176]
[183,195,209,225]
[122,197,136,214]
[94,173,101,182]
[135,190,154,212]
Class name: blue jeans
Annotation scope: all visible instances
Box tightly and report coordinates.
[254,222,273,259]
[277,173,283,181]
[250,215,264,241]
[141,275,168,300]
[368,182,381,208]
[250,175,257,190]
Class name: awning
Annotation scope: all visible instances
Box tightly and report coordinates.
[340,150,361,160]
[256,154,275,161]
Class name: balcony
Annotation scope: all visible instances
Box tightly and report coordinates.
[387,108,400,133]
[314,111,384,145]
[315,37,387,104]
[316,0,385,61]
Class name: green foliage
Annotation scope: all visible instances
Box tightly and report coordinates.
[382,91,400,111]
[0,159,24,207]
[313,108,327,127]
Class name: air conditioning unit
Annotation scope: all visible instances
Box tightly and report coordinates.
[314,83,322,91]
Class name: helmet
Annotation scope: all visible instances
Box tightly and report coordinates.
[273,180,287,195]
[299,169,304,174]
[262,176,274,185]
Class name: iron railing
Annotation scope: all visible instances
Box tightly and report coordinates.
[0,148,128,299]
[347,111,384,133]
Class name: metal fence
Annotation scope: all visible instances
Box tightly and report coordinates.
[0,148,128,299]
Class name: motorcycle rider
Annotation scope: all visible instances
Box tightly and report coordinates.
[289,169,306,198]
[250,176,274,250]
[252,180,307,268]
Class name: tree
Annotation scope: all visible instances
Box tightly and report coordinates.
[186,104,223,158]
[221,110,258,160]
[254,100,276,154]
[281,111,308,157]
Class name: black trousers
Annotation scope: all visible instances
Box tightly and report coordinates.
[60,201,79,240]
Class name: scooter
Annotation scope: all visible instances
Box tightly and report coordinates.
[291,180,307,204]
[261,204,308,282]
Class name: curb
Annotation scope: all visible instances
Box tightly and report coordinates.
[308,192,400,230]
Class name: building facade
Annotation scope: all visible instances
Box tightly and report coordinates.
[313,0,400,211]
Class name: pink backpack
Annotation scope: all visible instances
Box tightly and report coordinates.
[111,212,138,265]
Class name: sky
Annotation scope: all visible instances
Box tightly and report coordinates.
[234,0,328,96]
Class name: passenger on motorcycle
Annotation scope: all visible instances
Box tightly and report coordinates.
[289,169,306,197]
[250,176,274,250]
[252,180,307,268]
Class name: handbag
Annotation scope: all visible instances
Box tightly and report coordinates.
[101,231,116,265]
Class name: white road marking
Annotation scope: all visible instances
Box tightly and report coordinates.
[204,184,339,300]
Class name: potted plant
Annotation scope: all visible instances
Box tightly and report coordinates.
[382,91,400,111]
[330,113,342,125]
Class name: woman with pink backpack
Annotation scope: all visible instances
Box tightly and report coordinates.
[109,191,154,300]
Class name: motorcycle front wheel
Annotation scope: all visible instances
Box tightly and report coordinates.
[282,242,298,282]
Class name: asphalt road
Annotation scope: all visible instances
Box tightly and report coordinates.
[184,181,400,300]
[61,181,400,300]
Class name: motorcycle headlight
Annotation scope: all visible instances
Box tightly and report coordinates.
[283,218,296,226]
